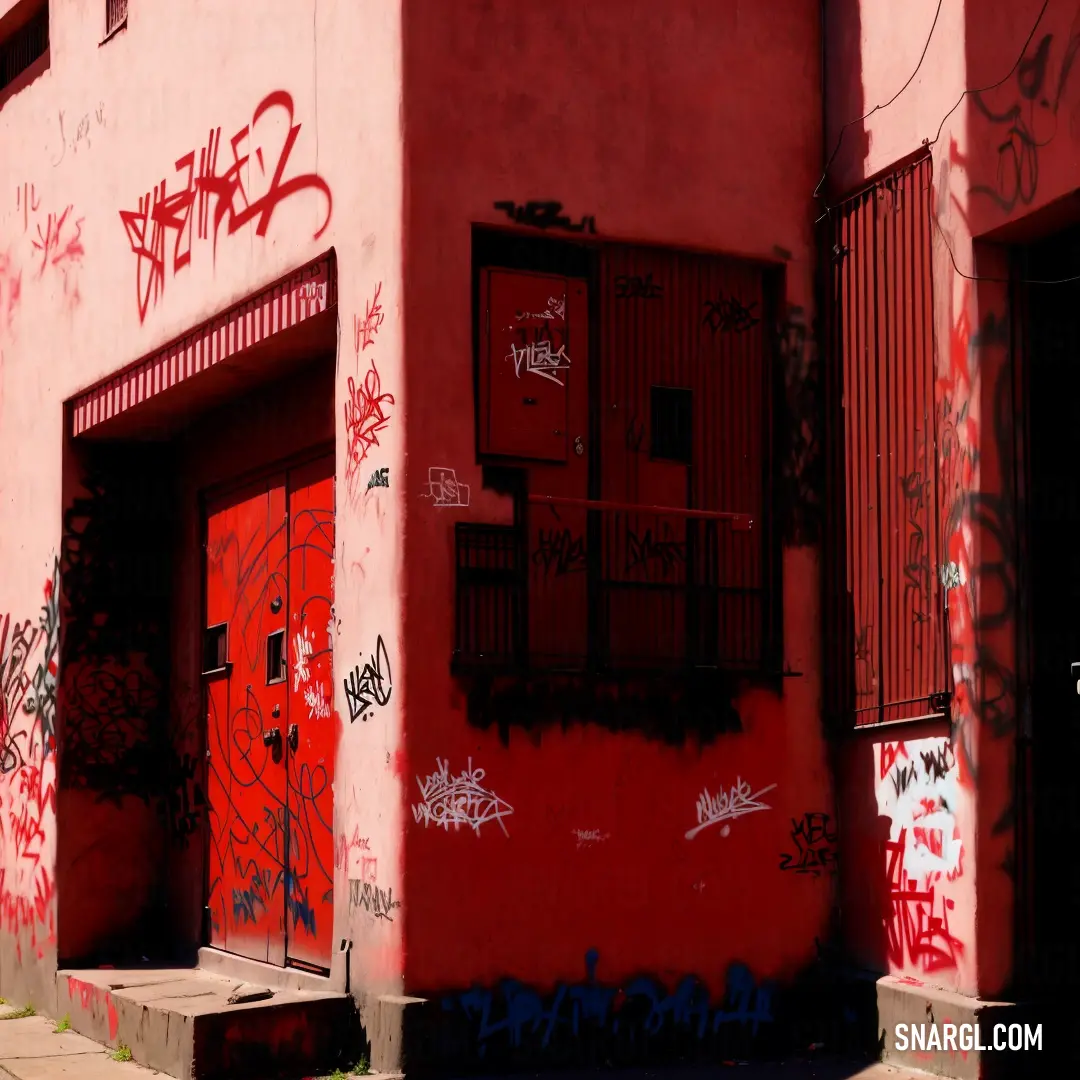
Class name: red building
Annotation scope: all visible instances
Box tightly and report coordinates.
[0,0,1071,1077]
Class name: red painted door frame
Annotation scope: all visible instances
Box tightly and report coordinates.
[201,444,336,971]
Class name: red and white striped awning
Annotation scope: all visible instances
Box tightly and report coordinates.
[71,254,335,436]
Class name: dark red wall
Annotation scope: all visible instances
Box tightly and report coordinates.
[399,0,829,1017]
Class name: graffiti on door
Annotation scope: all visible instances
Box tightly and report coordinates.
[204,458,336,969]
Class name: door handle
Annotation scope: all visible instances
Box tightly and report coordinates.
[262,727,281,747]
[288,723,299,752]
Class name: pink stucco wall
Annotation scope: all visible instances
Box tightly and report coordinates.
[0,0,404,1005]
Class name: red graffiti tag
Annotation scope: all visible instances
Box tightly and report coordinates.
[0,253,23,338]
[119,90,333,322]
[880,741,908,780]
[344,358,395,492]
[15,183,40,232]
[334,826,370,870]
[30,205,85,278]
[354,282,385,352]
[68,976,119,1041]
[885,829,964,972]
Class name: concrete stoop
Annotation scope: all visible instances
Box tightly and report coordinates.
[876,976,1038,1080]
[56,966,355,1080]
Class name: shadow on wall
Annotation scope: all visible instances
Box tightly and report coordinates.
[55,439,193,966]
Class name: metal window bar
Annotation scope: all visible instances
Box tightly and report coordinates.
[454,496,761,674]
[0,6,48,91]
[106,0,127,37]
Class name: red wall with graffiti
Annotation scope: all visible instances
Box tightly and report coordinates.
[1,0,1052,1056]
[396,0,833,1025]
[824,0,1080,1002]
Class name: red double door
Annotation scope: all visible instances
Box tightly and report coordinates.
[203,454,336,971]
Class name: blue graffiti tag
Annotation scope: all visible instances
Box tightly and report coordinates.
[442,949,773,1056]
[285,872,317,935]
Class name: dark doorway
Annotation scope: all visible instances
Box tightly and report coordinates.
[1021,223,1080,1059]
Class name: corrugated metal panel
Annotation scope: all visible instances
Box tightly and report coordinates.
[828,157,948,726]
[71,254,335,436]
[598,245,774,670]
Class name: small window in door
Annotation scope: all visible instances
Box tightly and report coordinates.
[202,623,228,675]
[650,385,693,465]
[266,629,287,684]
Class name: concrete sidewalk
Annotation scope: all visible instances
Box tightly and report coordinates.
[0,1000,934,1080]
[0,1006,152,1079]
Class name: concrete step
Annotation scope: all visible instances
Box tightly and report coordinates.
[57,967,358,1080]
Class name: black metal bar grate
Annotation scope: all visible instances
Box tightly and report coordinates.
[454,502,763,674]
[106,0,128,37]
[0,5,48,92]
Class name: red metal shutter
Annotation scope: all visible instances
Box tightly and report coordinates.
[830,157,948,725]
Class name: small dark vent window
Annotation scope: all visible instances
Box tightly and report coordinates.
[0,5,48,93]
[202,624,228,675]
[266,629,287,685]
[105,0,127,38]
[650,385,693,465]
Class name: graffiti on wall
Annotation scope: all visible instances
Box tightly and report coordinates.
[354,281,385,353]
[685,778,777,840]
[366,467,389,491]
[876,737,965,972]
[702,291,760,334]
[421,467,470,508]
[119,89,333,322]
[412,757,514,836]
[50,102,107,167]
[614,274,663,300]
[778,812,838,875]
[344,282,394,506]
[349,878,401,922]
[493,200,597,234]
[969,20,1080,213]
[0,559,60,958]
[932,271,1018,811]
[1,185,86,333]
[342,635,393,724]
[776,304,823,546]
[442,949,774,1058]
[532,528,587,576]
[572,828,610,849]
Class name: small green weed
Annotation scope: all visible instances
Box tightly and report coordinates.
[0,1004,35,1020]
[53,1014,71,1034]
[111,1044,133,1062]
[323,1058,370,1080]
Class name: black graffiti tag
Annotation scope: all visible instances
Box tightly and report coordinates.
[702,292,760,334]
[343,635,393,723]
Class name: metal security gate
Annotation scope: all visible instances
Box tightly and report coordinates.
[825,156,949,726]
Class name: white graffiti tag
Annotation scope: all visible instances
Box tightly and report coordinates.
[411,757,514,836]
[293,627,313,690]
[304,683,332,720]
[685,778,777,840]
[422,467,470,508]
[514,295,566,322]
[507,340,571,386]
